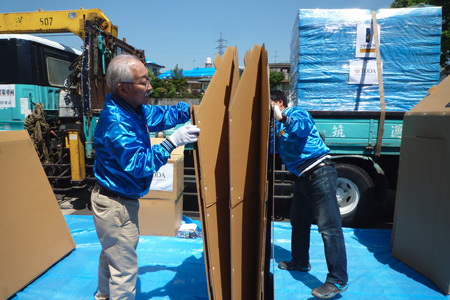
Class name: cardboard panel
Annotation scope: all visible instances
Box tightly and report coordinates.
[228,44,270,300]
[257,45,272,300]
[0,130,76,300]
[392,75,450,294]
[190,107,213,299]
[192,46,239,300]
[203,200,232,299]
[392,137,444,266]
[408,75,450,115]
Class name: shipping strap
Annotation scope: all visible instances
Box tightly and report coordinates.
[372,10,386,159]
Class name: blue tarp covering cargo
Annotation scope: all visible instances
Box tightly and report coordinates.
[290,7,442,111]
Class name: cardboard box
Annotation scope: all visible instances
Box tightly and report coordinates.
[0,130,76,300]
[139,194,183,236]
[142,138,184,200]
[139,138,184,236]
[392,75,450,295]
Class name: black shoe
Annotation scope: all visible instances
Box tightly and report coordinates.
[278,260,311,271]
[311,282,348,299]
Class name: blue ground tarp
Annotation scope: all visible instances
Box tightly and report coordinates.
[10,215,449,299]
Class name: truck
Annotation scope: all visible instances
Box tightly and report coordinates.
[281,7,443,227]
[0,8,145,195]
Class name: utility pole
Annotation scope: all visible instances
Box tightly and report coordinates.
[215,32,227,56]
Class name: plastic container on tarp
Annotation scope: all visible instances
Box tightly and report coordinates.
[290,7,442,111]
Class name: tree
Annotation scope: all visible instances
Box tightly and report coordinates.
[148,69,168,98]
[390,0,449,67]
[170,64,188,94]
[270,70,286,89]
[148,68,179,98]
[147,65,201,99]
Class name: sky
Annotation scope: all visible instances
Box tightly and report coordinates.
[2,0,395,72]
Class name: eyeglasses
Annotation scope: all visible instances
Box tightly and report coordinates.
[119,79,151,87]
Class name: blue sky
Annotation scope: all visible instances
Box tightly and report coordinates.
[3,0,394,71]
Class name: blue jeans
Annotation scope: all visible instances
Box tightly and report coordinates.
[290,164,348,285]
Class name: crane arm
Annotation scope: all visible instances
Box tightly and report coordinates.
[0,8,118,39]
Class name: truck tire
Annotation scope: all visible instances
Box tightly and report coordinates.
[335,163,375,227]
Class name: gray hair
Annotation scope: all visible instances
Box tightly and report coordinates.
[106,54,142,93]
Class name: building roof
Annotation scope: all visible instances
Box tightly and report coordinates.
[158,67,216,79]
[145,58,165,68]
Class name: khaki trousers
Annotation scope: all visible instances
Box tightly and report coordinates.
[91,185,140,300]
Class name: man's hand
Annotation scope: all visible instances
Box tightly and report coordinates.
[168,124,200,147]
[271,102,286,123]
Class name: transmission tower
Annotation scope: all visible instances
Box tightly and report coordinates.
[273,50,278,63]
[215,32,227,56]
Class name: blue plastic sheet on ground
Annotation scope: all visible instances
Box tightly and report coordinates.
[274,222,448,299]
[9,215,449,299]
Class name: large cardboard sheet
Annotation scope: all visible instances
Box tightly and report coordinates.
[0,130,75,300]
[228,44,271,300]
[392,75,450,294]
[192,46,239,300]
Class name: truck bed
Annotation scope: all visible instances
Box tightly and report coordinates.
[309,110,405,156]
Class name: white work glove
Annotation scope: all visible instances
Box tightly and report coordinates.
[271,102,286,123]
[168,124,200,147]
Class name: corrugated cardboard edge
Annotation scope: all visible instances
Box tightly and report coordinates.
[258,44,272,300]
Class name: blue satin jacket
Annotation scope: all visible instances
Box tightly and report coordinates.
[274,106,329,176]
[93,93,190,199]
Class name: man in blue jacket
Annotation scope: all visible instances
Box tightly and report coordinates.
[271,90,347,299]
[91,54,199,300]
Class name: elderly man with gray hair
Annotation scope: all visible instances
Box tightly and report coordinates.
[91,54,199,300]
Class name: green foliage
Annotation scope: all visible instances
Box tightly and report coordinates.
[270,70,286,89]
[390,0,450,66]
[153,87,167,98]
[148,65,201,99]
[170,65,188,94]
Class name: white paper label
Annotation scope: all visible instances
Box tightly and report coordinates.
[0,85,16,108]
[149,163,174,192]
[355,23,380,58]
[20,98,32,115]
[349,60,381,85]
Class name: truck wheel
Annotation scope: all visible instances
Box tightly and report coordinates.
[335,164,375,227]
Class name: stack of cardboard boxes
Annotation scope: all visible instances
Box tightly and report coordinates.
[138,138,185,237]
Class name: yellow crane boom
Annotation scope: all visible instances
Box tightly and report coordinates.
[0,8,118,39]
